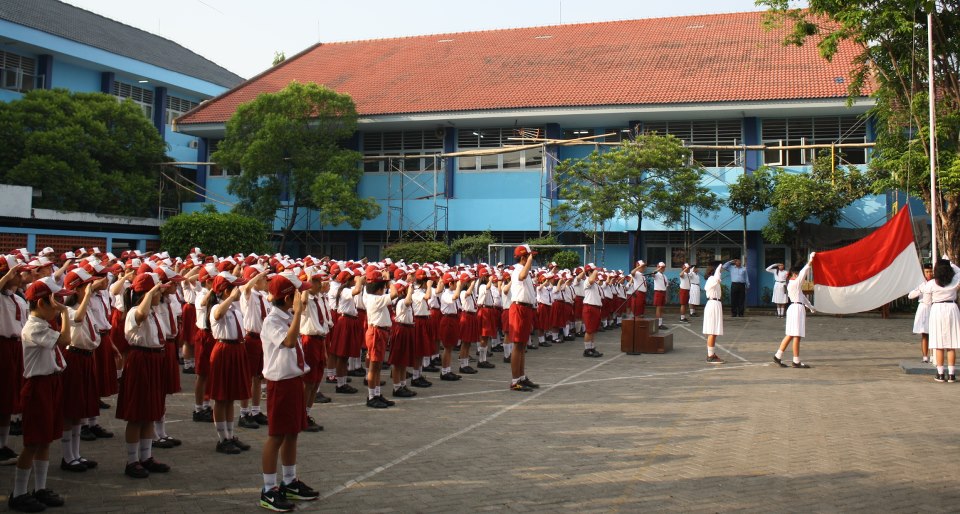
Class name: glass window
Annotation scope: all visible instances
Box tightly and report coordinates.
[362,130,444,172]
[363,244,381,261]
[562,129,595,139]
[696,247,716,267]
[670,247,687,268]
[166,95,199,124]
[639,120,740,167]
[457,127,545,171]
[762,116,869,166]
[0,51,39,93]
[764,247,787,268]
[719,247,742,262]
[502,151,523,169]
[646,247,667,266]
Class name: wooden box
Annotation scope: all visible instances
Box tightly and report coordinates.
[640,333,673,354]
[620,318,640,354]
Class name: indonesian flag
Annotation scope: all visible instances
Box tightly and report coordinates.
[812,208,924,314]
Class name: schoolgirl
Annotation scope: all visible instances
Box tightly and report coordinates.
[0,257,26,467]
[409,269,435,388]
[766,263,789,318]
[437,273,463,381]
[701,263,725,364]
[457,272,480,374]
[206,271,252,455]
[773,253,816,369]
[328,268,364,394]
[191,264,218,422]
[578,265,604,358]
[150,267,184,449]
[920,258,960,382]
[688,265,701,317]
[475,269,498,369]
[238,265,271,430]
[388,279,418,398]
[534,273,553,348]
[362,267,396,408]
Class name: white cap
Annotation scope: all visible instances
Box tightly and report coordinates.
[657,261,666,267]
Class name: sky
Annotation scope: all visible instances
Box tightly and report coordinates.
[61,0,780,80]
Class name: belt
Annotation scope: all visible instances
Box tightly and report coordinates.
[775,281,786,284]
[67,346,94,355]
[375,325,390,331]
[398,322,414,327]
[339,313,357,319]
[792,302,805,305]
[414,315,430,318]
[0,335,20,342]
[935,300,956,304]
[442,314,458,318]
[217,339,241,344]
[514,302,533,308]
[708,298,721,301]
[98,330,110,335]
[131,345,164,353]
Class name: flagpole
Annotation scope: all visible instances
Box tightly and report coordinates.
[928,10,938,259]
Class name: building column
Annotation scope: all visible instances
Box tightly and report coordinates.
[196,138,208,203]
[37,55,53,89]
[443,127,456,198]
[153,86,167,137]
[100,72,115,94]
[26,234,36,254]
[743,117,762,306]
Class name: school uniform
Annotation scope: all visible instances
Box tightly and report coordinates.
[21,315,65,446]
[920,264,960,349]
[363,292,392,363]
[328,286,363,359]
[89,289,116,397]
[581,279,603,334]
[0,290,27,418]
[571,278,585,322]
[678,271,691,306]
[208,303,251,401]
[701,267,724,336]
[438,289,460,349]
[180,283,198,347]
[299,292,329,384]
[909,281,932,335]
[631,272,647,316]
[509,268,537,344]
[412,287,434,359]
[241,289,269,379]
[476,284,498,339]
[116,309,165,423]
[766,265,789,305]
[63,306,100,421]
[688,271,701,307]
[389,297,418,368]
[652,272,667,306]
[261,307,308,437]
[536,285,553,332]
[785,262,814,338]
[500,283,513,342]
[459,289,480,343]
[194,286,216,377]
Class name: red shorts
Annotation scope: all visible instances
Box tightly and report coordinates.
[267,377,307,437]
[574,296,584,319]
[501,308,512,342]
[21,373,62,446]
[116,347,165,423]
[632,292,647,316]
[0,336,23,415]
[365,325,389,362]
[509,303,534,344]
[62,348,100,420]
[582,304,602,334]
[245,332,264,378]
[195,329,215,377]
[679,289,690,305]
[439,315,459,349]
[300,334,326,384]
[653,291,666,306]
[478,307,498,339]
[207,341,251,401]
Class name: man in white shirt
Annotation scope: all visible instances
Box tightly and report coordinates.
[652,262,668,329]
[508,245,540,392]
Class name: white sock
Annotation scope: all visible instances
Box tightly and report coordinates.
[263,473,278,492]
[690,308,696,315]
[374,386,381,397]
[368,387,376,400]
[126,442,139,464]
[240,407,249,417]
[202,400,210,408]
[0,424,8,447]
[442,367,451,374]
[708,347,716,357]
[139,438,152,461]
[412,368,422,379]
[575,321,582,333]
[34,460,49,490]
[775,350,784,359]
[793,356,801,364]
[460,358,469,368]
[71,424,81,461]
[563,326,570,336]
[13,466,30,496]
[251,405,261,415]
[950,366,956,376]
[62,430,76,463]
[226,421,234,439]
[504,343,513,356]
[538,335,545,343]
[938,365,945,374]
[215,421,227,441]
[194,404,203,413]
[393,383,402,391]
[479,347,488,362]
[422,356,431,367]
[337,376,346,387]
[281,464,296,485]
[154,416,167,439]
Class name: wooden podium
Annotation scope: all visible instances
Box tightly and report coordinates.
[620,318,673,354]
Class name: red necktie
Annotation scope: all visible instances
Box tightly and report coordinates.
[8,295,20,322]
[232,310,242,340]
[151,312,164,342]
[312,297,321,324]
[295,342,305,371]
[99,295,109,319]
[86,315,96,340]
[258,294,267,320]
[54,345,64,369]
[166,305,176,340]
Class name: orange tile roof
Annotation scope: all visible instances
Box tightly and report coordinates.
[177,11,869,125]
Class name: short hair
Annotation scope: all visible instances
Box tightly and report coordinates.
[365,281,385,295]
[934,259,954,287]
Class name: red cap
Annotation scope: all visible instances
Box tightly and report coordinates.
[215,260,235,273]
[131,272,160,293]
[414,268,427,281]
[441,272,455,284]
[268,272,308,299]
[365,265,385,284]
[514,244,536,259]
[24,276,73,301]
[212,272,247,294]
[63,269,95,291]
[242,265,265,281]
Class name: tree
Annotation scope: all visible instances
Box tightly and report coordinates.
[382,241,452,264]
[552,134,719,264]
[727,167,775,262]
[552,250,581,270]
[160,211,271,257]
[450,231,495,263]
[212,82,380,253]
[759,0,960,258]
[272,51,286,66]
[0,88,168,216]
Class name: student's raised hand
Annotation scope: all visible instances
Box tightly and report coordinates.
[808,252,816,261]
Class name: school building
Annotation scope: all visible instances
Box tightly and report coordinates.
[0,0,242,253]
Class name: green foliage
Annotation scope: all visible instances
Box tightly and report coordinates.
[272,51,286,66]
[450,231,496,263]
[525,234,561,261]
[0,88,168,216]
[552,250,581,270]
[382,241,452,264]
[552,134,719,233]
[727,167,774,217]
[160,211,270,257]
[213,82,380,251]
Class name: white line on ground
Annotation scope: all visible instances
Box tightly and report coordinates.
[676,324,751,363]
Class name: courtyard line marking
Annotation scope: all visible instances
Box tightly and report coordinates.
[676,324,751,363]
[554,362,764,387]
[319,352,625,500]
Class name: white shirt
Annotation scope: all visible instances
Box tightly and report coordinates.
[88,290,112,332]
[240,289,268,334]
[679,271,691,290]
[787,262,814,307]
[395,298,414,325]
[194,286,210,330]
[537,285,553,305]
[261,306,308,381]
[440,289,459,315]
[154,300,178,340]
[211,303,244,340]
[919,263,960,303]
[704,266,723,300]
[690,272,701,288]
[68,306,101,351]
[300,293,329,336]
[460,290,477,312]
[412,288,430,316]
[653,271,668,292]
[476,284,493,307]
[501,283,513,309]
[583,279,602,306]
[632,272,647,292]
[124,308,164,348]
[510,267,536,305]
[0,291,27,339]
[336,286,359,316]
[364,292,392,328]
[22,314,66,377]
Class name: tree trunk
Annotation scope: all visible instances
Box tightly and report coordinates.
[938,192,960,261]
[633,211,643,265]
[742,214,748,267]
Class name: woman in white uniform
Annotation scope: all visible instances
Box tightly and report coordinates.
[766,263,789,318]
[773,253,815,369]
[907,264,934,364]
[701,262,724,364]
[688,265,701,317]
[920,258,960,382]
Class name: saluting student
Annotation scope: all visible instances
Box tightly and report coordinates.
[678,263,692,323]
[701,263,726,364]
[509,245,540,392]
[0,257,26,467]
[773,254,816,369]
[437,273,463,381]
[629,261,647,319]
[362,267,397,408]
[766,263,789,318]
[688,265,701,318]
[238,265,271,430]
[388,279,418,398]
[475,269,498,369]
[457,272,480,373]
[652,262,668,329]
[578,265,604,358]
[298,267,332,431]
[409,270,435,388]
[207,271,252,455]
[328,269,364,394]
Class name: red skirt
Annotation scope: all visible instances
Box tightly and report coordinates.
[439,315,459,348]
[180,303,197,346]
[328,315,364,358]
[116,348,165,423]
[509,303,534,344]
[574,296,584,319]
[300,334,326,384]
[388,323,418,368]
[21,373,62,446]
[108,308,128,355]
[632,292,647,316]
[501,308,512,342]
[459,311,480,343]
[207,341,251,401]
[62,348,100,420]
[95,329,118,397]
[551,302,568,328]
[0,336,23,415]
[601,298,612,319]
[429,308,441,342]
[413,316,434,359]
[583,304,602,334]
[162,339,181,395]
[195,329,215,377]
[536,304,552,331]
[267,377,307,437]
[245,332,264,378]
[478,307,498,339]
[365,325,388,362]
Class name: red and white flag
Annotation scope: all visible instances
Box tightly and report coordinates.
[812,208,924,314]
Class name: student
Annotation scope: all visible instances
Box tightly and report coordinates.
[678,263,692,323]
[921,258,960,382]
[258,272,319,512]
[578,265,604,358]
[701,263,725,364]
[238,265,271,430]
[328,268,364,394]
[652,262,668,329]
[152,266,184,449]
[534,273,553,348]
[475,269,498,369]
[437,272,463,381]
[298,267,331,431]
[0,257,26,467]
[766,262,789,318]
[409,270,435,388]
[457,272,480,373]
[629,261,647,319]
[362,267,397,408]
[388,279,418,398]
[499,271,514,363]
[688,265,701,318]
[207,271,252,454]
[509,245,540,392]
[87,261,118,419]
[191,264,218,423]
[179,262,200,374]
[908,264,934,364]
[773,254,816,369]
[9,277,71,512]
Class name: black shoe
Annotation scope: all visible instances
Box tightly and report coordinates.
[380,362,391,370]
[60,458,87,472]
[491,345,504,352]
[520,378,540,389]
[124,461,150,478]
[252,412,269,425]
[162,436,182,447]
[657,325,667,330]
[324,376,338,384]
[477,361,495,369]
[182,366,195,375]
[304,416,323,432]
[680,318,690,323]
[440,372,461,381]
[280,479,319,501]
[366,396,389,409]
[539,341,553,347]
[216,439,242,454]
[152,437,176,449]
[193,409,214,422]
[79,425,97,441]
[77,457,97,469]
[564,335,575,341]
[335,384,358,394]
[526,344,538,350]
[362,379,386,386]
[583,348,603,358]
[89,424,113,438]
[9,420,21,436]
[422,364,440,373]
[0,446,18,466]
[503,356,511,364]
[509,382,533,392]
[32,489,63,508]
[238,414,260,429]
[7,491,46,512]
[410,377,432,388]
[459,366,478,374]
[950,375,957,383]
[231,436,251,451]
[707,354,726,364]
[772,355,788,368]
[791,361,811,369]
[315,391,332,404]
[347,368,366,377]
[98,400,110,409]
[936,373,947,382]
[376,395,396,406]
[260,486,295,512]
[140,457,170,473]
[454,344,461,351]
[430,357,442,367]
[393,387,417,398]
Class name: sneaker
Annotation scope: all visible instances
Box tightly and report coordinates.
[410,377,432,388]
[680,318,690,323]
[440,372,461,381]
[89,424,114,438]
[520,378,540,389]
[231,436,251,451]
[950,375,957,383]
[7,491,45,512]
[509,382,533,392]
[335,384,358,394]
[192,409,214,423]
[935,373,947,383]
[139,457,170,473]
[124,461,150,478]
[79,425,97,441]
[459,366,478,374]
[772,355,788,368]
[564,335,575,341]
[430,357,442,367]
[707,354,726,364]
[260,486,295,512]
[32,489,63,508]
[477,361,495,369]
[422,364,440,373]
[279,479,319,501]
[9,419,21,436]
[315,391,332,404]
[347,368,366,377]
[393,386,416,398]
[216,439,242,455]
[252,412,269,425]
[0,446,18,466]
[60,458,87,472]
[376,395,396,406]
[304,417,323,433]
[657,324,668,330]
[366,396,389,409]
[238,414,260,429]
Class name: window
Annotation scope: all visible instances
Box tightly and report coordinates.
[112,81,154,119]
[670,247,688,269]
[642,119,742,167]
[362,244,381,261]
[166,96,199,124]
[603,128,634,142]
[0,51,40,93]
[719,247,742,262]
[763,247,788,268]
[457,127,545,171]
[762,116,869,166]
[561,128,595,139]
[645,247,667,267]
[362,130,444,172]
[206,140,239,177]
